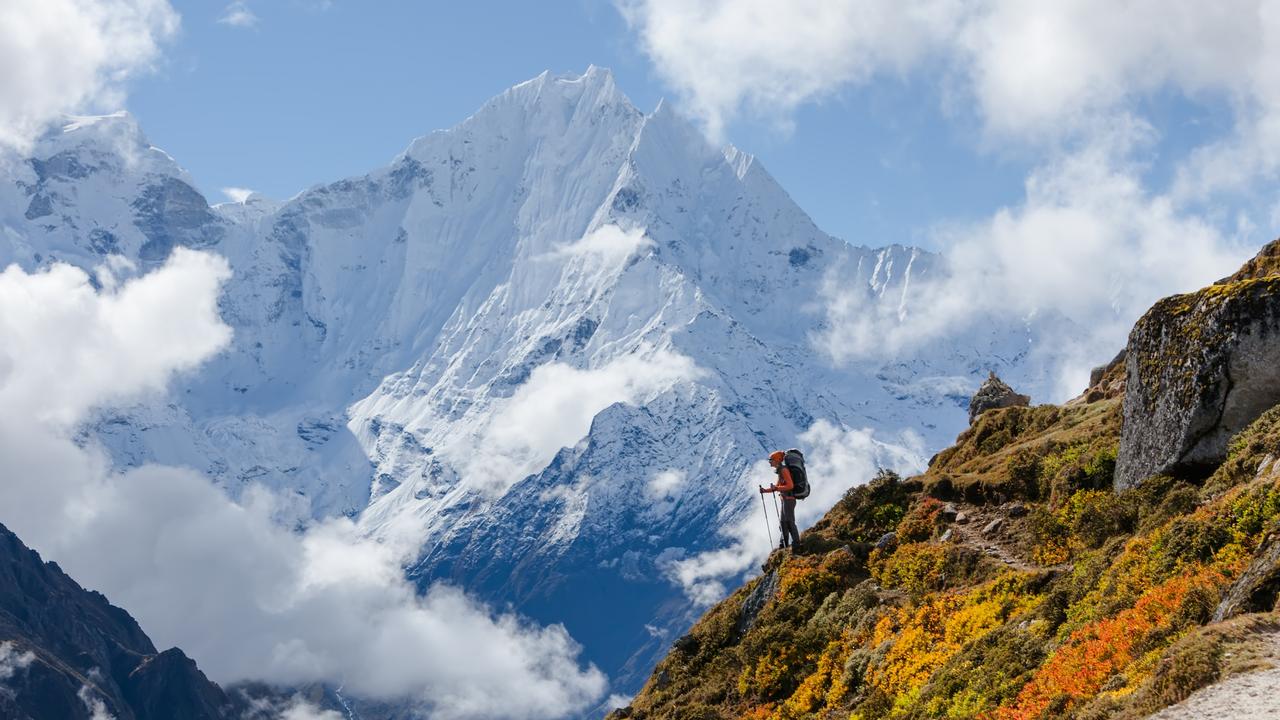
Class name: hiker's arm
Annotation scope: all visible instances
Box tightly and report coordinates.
[776,467,794,493]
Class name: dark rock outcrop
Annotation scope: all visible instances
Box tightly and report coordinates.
[1115,246,1280,489]
[1212,529,1280,622]
[0,523,233,720]
[967,372,1030,424]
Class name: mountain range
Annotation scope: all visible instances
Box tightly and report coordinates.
[0,68,1062,702]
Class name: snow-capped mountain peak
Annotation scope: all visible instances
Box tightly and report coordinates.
[0,68,1050,700]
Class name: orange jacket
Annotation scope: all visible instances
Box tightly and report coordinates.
[765,466,794,496]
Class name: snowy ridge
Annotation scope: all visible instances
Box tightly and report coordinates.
[0,69,1055,698]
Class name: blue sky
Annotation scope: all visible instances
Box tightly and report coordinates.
[122,1,1040,248]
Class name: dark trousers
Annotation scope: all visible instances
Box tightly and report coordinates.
[779,496,800,547]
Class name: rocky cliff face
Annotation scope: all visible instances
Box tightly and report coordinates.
[0,522,232,720]
[1116,239,1280,488]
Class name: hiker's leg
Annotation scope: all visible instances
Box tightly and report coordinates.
[782,497,800,547]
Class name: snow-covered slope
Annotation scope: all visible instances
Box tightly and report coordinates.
[0,68,1056,698]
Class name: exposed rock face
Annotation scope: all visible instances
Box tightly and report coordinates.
[968,372,1031,423]
[0,523,233,720]
[1115,260,1280,488]
[1068,349,1127,405]
[1212,530,1280,622]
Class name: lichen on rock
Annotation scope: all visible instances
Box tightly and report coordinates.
[1115,270,1280,489]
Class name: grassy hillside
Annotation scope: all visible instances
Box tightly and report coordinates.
[613,245,1280,720]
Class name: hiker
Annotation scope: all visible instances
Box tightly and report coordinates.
[761,450,803,549]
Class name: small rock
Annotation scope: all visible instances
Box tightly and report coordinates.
[874,532,898,551]
[968,372,1031,424]
[1006,502,1028,518]
[955,512,971,524]
[939,529,953,542]
[982,518,1004,536]
[941,503,958,522]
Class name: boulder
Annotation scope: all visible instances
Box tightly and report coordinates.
[982,518,1004,536]
[1115,242,1280,488]
[968,372,1031,424]
[1006,502,1028,518]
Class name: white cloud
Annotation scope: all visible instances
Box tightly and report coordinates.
[667,421,925,604]
[621,1,1275,397]
[617,0,961,139]
[0,642,35,687]
[78,682,116,720]
[619,0,1279,147]
[645,469,684,501]
[0,252,607,719]
[460,349,703,494]
[222,186,255,203]
[549,225,653,264]
[275,700,343,720]
[605,693,633,711]
[815,132,1250,397]
[218,1,259,28]
[0,0,178,151]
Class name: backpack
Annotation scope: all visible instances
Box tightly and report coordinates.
[783,448,810,499]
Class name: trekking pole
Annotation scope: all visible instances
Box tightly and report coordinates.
[758,488,774,550]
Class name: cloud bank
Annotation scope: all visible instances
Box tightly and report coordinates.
[0,0,178,151]
[0,251,606,719]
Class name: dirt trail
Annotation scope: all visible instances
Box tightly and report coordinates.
[944,502,1069,574]
[1145,633,1280,720]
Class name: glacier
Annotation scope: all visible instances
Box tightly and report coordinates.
[0,67,1063,703]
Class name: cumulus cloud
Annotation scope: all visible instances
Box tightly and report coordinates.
[0,0,178,151]
[548,225,653,264]
[218,1,259,28]
[815,131,1250,397]
[461,349,703,494]
[0,251,606,718]
[667,421,925,604]
[620,0,1279,148]
[617,0,961,139]
[222,186,255,203]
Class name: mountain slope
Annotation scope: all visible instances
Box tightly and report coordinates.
[0,522,234,720]
[616,240,1280,720]
[0,68,1061,697]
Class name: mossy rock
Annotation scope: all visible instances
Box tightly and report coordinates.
[1115,271,1280,488]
